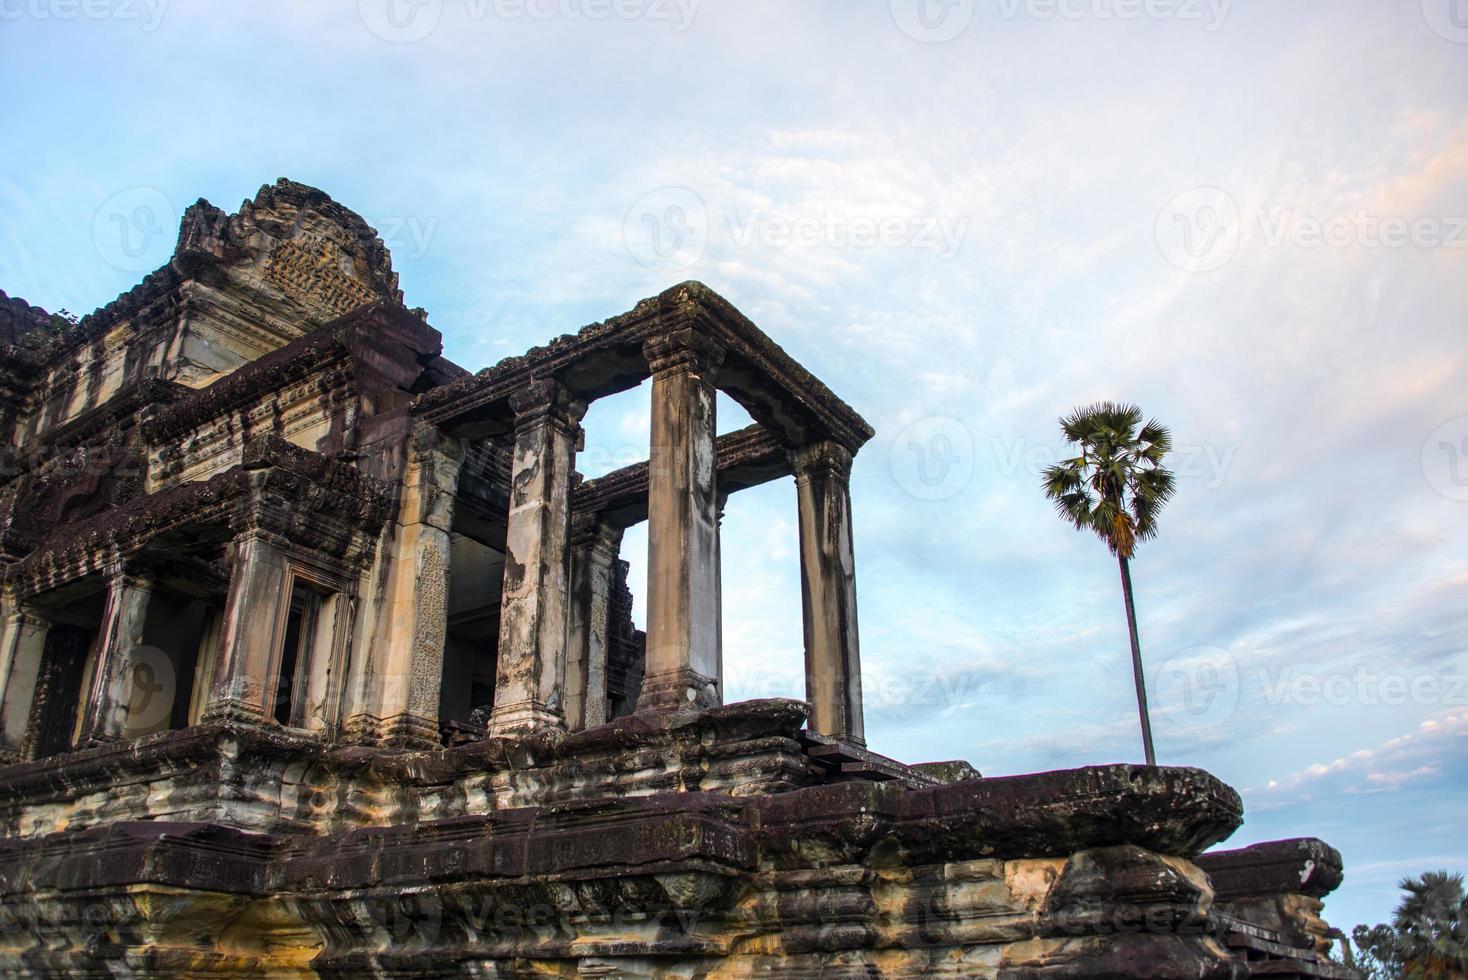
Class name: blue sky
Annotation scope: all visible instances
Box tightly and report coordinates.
[2,0,1465,934]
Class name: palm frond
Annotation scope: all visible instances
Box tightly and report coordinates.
[1043,402,1176,556]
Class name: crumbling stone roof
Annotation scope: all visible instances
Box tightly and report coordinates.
[1,178,408,375]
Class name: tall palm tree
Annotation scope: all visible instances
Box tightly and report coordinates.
[1042,402,1176,766]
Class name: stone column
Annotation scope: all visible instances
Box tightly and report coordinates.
[0,603,52,759]
[714,489,729,703]
[201,532,290,724]
[565,518,624,731]
[490,379,586,736]
[793,441,865,745]
[637,330,725,712]
[364,423,462,747]
[80,570,155,743]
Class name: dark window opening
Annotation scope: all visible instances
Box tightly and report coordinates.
[440,532,504,740]
[29,625,96,760]
[275,583,322,727]
[137,589,221,737]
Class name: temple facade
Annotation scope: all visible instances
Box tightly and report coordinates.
[0,180,1359,978]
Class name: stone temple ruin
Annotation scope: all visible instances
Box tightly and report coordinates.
[0,180,1360,977]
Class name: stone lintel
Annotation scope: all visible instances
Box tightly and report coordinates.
[412,282,874,455]
[573,424,790,531]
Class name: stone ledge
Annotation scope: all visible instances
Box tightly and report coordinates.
[1197,838,1345,901]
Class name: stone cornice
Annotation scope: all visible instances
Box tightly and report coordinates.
[34,378,188,455]
[0,718,1242,874]
[0,703,1241,864]
[412,282,875,453]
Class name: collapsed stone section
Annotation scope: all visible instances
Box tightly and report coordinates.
[0,180,1361,977]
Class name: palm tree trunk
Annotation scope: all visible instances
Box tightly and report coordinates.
[1118,555,1157,766]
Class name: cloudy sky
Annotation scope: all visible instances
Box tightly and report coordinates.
[2,0,1465,932]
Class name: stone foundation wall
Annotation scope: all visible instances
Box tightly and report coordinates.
[0,705,1250,978]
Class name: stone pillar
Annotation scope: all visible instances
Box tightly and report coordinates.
[637,330,725,712]
[793,441,865,745]
[81,570,155,743]
[565,518,624,731]
[0,603,52,759]
[364,423,462,747]
[714,490,729,702]
[202,532,290,724]
[490,380,586,736]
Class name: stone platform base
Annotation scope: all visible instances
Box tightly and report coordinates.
[0,702,1357,978]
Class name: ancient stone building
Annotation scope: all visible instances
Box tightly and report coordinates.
[0,180,1359,977]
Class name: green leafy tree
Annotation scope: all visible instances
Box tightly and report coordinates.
[1042,402,1175,765]
[1353,872,1468,979]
